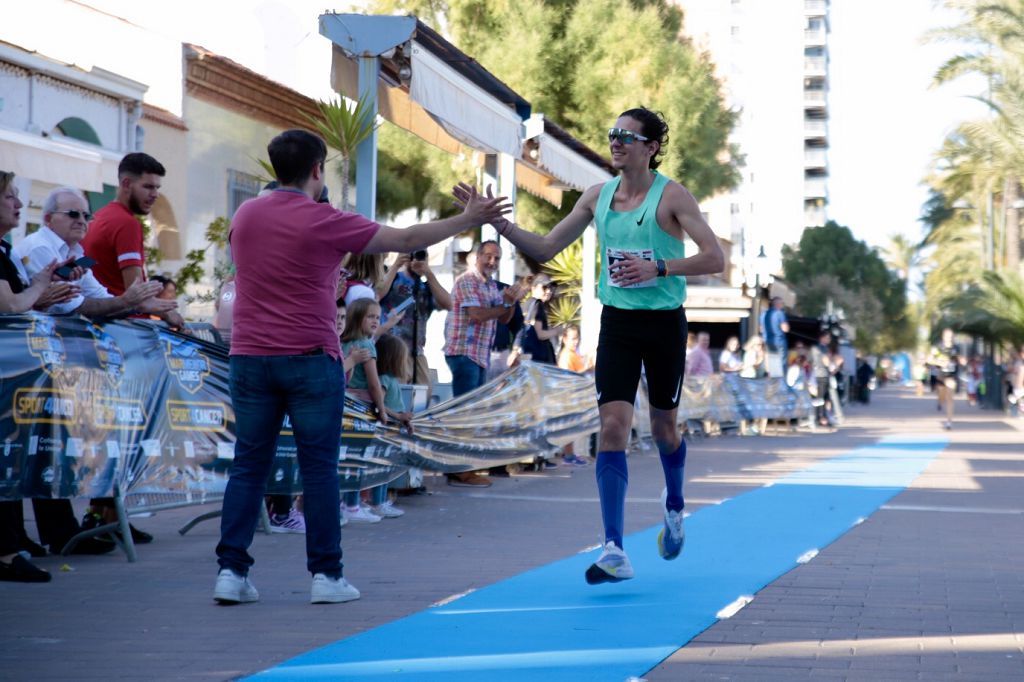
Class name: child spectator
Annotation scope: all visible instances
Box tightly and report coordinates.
[340,298,401,523]
[367,334,415,518]
[557,325,592,466]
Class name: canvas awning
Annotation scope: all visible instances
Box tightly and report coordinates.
[0,128,115,192]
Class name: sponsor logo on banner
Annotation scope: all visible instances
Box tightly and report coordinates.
[160,333,211,394]
[13,388,76,425]
[88,324,125,386]
[93,396,147,430]
[166,399,227,432]
[25,314,66,377]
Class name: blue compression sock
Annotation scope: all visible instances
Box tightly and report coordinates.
[660,440,687,512]
[596,451,628,548]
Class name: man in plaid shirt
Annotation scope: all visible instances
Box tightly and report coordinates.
[444,240,525,396]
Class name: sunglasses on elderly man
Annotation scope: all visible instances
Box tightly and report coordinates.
[608,128,650,145]
[54,210,94,222]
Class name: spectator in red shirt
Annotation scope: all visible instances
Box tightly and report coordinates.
[80,153,185,329]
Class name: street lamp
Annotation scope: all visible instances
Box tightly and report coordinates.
[750,245,769,338]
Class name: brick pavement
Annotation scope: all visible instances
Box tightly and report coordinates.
[1,385,1021,680]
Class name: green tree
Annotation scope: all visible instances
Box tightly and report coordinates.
[364,0,741,221]
[782,221,911,353]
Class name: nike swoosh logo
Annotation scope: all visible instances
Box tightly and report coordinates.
[636,208,647,226]
[672,377,682,403]
[596,391,602,401]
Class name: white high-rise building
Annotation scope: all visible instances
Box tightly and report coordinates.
[674,0,830,281]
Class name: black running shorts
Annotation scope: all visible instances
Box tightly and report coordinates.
[594,305,688,410]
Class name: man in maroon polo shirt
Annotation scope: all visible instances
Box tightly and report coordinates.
[212,129,511,606]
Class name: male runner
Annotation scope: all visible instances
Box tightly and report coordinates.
[455,107,724,583]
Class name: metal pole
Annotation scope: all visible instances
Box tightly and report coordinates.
[355,56,380,220]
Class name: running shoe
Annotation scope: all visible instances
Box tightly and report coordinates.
[584,541,635,585]
[657,487,686,560]
[562,455,589,467]
[371,501,405,518]
[343,505,382,523]
[269,509,306,534]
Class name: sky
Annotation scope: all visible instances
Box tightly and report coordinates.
[828,0,988,248]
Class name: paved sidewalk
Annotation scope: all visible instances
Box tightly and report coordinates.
[1,386,1022,680]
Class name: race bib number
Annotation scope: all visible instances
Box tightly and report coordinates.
[607,248,656,288]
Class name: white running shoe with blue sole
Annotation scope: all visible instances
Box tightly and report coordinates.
[585,541,635,584]
[658,487,686,560]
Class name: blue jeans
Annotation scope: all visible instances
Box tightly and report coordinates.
[446,354,488,397]
[217,354,344,578]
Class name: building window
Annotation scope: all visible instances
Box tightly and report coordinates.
[227,170,261,217]
[730,203,740,214]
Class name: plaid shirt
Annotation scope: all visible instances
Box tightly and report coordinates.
[443,269,503,368]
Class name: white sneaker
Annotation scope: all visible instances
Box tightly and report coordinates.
[371,500,405,518]
[269,509,306,534]
[658,488,686,560]
[213,568,259,604]
[339,509,349,528]
[310,574,361,604]
[584,541,635,584]
[344,504,382,523]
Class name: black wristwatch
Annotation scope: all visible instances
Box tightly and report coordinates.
[655,259,668,277]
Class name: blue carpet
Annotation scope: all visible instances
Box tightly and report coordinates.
[249,435,946,681]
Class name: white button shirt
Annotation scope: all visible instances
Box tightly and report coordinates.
[12,226,113,314]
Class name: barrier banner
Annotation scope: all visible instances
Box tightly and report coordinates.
[376,362,601,473]
[676,373,813,423]
[1,315,601,503]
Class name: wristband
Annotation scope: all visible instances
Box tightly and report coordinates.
[502,302,513,309]
[656,259,668,277]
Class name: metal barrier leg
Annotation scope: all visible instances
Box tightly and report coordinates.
[114,492,137,563]
[178,502,272,536]
[259,503,272,535]
[178,509,221,536]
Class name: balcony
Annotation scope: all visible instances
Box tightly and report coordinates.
[804,148,828,168]
[805,205,827,227]
[804,179,828,200]
[805,0,827,17]
[804,28,827,46]
[804,119,828,138]
[804,88,828,109]
[804,56,827,77]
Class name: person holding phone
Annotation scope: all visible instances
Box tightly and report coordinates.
[379,249,452,395]
[13,188,176,318]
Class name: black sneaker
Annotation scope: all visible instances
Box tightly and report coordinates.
[0,555,52,583]
[19,536,48,558]
[82,510,153,545]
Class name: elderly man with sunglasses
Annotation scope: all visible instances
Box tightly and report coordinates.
[455,106,724,586]
[13,187,176,318]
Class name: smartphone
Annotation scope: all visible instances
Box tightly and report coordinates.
[55,256,97,279]
[390,296,415,316]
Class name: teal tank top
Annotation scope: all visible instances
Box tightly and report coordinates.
[595,171,686,310]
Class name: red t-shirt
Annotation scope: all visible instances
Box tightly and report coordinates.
[229,190,380,358]
[80,201,146,296]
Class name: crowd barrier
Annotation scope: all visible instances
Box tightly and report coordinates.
[0,314,601,558]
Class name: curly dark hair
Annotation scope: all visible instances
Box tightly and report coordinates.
[618,107,669,170]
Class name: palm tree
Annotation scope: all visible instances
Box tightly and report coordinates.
[931,0,1024,271]
[304,95,379,211]
[882,233,922,281]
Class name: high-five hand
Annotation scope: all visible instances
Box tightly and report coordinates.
[452,183,512,226]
